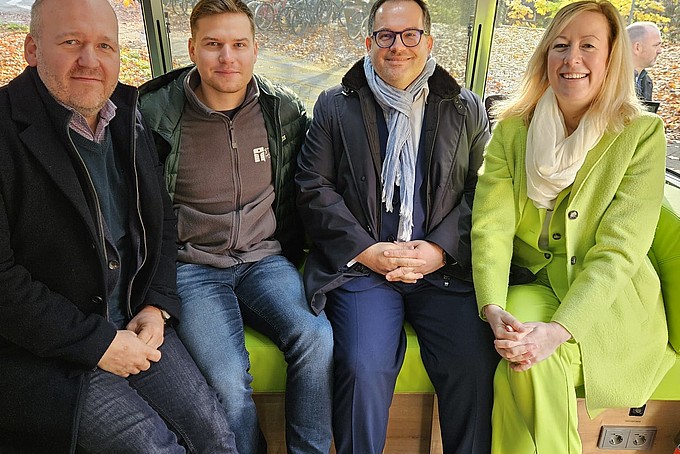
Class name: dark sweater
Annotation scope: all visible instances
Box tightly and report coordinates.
[71,130,131,327]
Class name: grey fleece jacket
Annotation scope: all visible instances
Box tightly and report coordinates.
[172,69,280,268]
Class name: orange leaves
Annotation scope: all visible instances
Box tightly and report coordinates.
[0,30,28,84]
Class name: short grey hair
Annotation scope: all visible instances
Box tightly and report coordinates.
[29,0,47,38]
[626,21,659,44]
[30,0,118,39]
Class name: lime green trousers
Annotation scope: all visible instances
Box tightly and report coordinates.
[491,281,584,454]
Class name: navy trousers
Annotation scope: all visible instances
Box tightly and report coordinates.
[325,273,499,454]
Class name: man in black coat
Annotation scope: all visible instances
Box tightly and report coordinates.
[0,0,237,452]
[627,21,663,101]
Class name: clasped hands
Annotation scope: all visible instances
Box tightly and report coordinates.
[97,305,167,378]
[483,304,572,372]
[353,240,445,284]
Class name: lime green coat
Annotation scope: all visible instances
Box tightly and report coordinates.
[471,113,677,414]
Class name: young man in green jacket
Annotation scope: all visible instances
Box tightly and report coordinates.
[138,1,333,453]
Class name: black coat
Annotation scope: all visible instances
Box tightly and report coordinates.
[296,59,491,313]
[637,70,654,101]
[0,67,180,453]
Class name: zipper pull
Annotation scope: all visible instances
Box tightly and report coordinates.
[229,123,238,150]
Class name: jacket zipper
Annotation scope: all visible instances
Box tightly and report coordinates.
[423,98,442,233]
[126,93,148,320]
[225,116,242,263]
[268,94,283,217]
[67,133,109,320]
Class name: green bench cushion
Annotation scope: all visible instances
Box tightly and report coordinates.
[246,326,289,392]
[651,360,680,399]
[246,183,680,397]
[246,320,679,397]
[247,322,434,393]
[649,184,680,353]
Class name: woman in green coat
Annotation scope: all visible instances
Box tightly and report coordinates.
[471,1,676,453]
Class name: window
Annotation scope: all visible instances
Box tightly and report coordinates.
[159,0,477,110]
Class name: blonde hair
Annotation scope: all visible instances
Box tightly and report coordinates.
[495,0,642,132]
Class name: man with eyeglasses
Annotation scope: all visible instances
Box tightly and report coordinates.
[295,0,498,452]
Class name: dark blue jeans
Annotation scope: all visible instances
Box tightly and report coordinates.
[76,327,237,453]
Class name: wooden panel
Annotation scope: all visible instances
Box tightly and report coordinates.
[253,394,287,453]
[253,393,437,453]
[383,394,436,453]
[431,397,680,453]
[430,397,443,454]
[253,394,680,453]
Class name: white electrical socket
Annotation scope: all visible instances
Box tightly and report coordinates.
[627,428,657,450]
[598,426,657,451]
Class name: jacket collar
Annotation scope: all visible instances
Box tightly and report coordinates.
[10,67,71,132]
[341,57,462,99]
[138,65,279,103]
[7,66,139,239]
[139,65,280,146]
[138,65,189,97]
[571,129,618,196]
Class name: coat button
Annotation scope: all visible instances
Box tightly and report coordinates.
[552,233,562,240]
[568,210,579,220]
[387,235,395,242]
[91,296,104,304]
[361,176,366,181]
[108,260,120,270]
[443,274,450,287]
[544,252,551,259]
[570,256,577,265]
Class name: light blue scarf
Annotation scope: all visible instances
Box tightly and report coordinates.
[364,56,437,241]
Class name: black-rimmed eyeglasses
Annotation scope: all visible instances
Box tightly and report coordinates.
[371,29,427,48]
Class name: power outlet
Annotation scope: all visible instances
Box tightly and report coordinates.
[627,428,656,450]
[598,426,657,450]
[599,426,630,450]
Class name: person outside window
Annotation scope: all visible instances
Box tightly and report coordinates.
[627,21,662,101]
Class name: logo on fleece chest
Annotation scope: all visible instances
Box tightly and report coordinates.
[253,146,271,163]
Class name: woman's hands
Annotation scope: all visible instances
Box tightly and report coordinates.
[483,304,572,371]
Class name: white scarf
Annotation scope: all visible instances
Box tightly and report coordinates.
[526,87,604,209]
[363,56,437,241]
